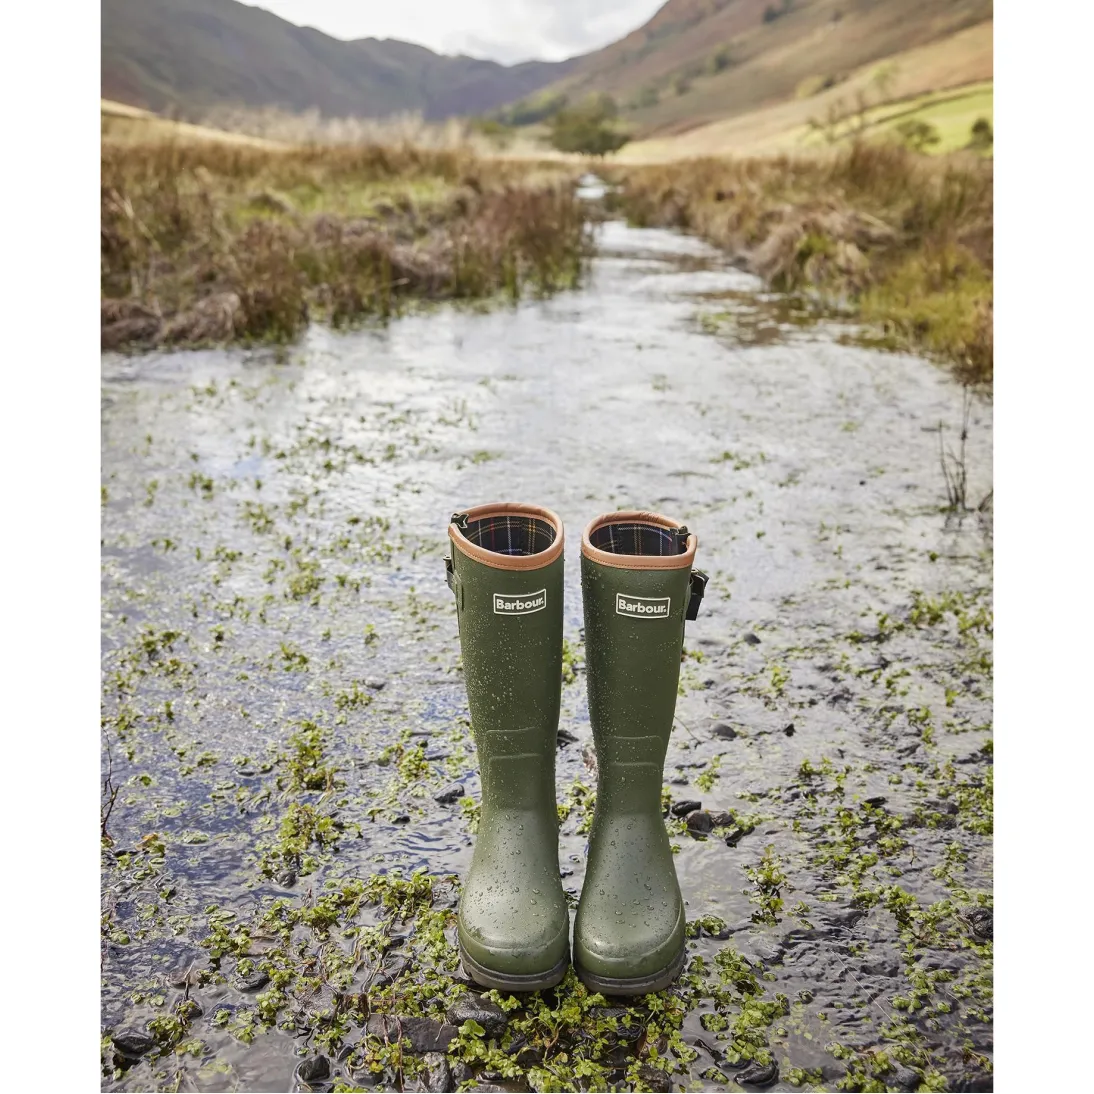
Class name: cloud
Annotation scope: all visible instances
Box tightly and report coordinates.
[239,0,666,64]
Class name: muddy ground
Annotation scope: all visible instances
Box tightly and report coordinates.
[101,209,992,1092]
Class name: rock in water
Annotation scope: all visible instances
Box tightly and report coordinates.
[734,1059,778,1086]
[112,1029,155,1059]
[366,1014,458,1053]
[670,799,702,817]
[446,995,508,1038]
[434,783,465,804]
[422,1051,453,1092]
[686,811,714,834]
[294,1055,330,1083]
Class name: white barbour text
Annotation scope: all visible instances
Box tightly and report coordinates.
[493,589,547,616]
[616,594,671,618]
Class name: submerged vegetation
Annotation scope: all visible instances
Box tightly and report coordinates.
[607,142,993,386]
[101,140,589,351]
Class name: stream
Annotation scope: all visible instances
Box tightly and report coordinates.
[101,204,993,1092]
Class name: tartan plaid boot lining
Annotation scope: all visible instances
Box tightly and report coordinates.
[588,521,686,557]
[462,514,557,557]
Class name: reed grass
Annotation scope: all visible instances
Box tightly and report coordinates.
[101,140,588,350]
[606,142,993,385]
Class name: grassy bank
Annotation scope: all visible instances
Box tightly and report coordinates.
[607,143,993,386]
[101,140,588,351]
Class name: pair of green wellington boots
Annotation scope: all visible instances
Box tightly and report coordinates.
[444,503,707,995]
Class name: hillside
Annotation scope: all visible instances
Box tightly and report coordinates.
[532,0,992,137]
[101,0,575,121]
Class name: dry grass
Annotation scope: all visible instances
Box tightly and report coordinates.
[101,140,588,351]
[606,141,992,385]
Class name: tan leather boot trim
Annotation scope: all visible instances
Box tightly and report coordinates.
[581,510,697,570]
[449,502,565,571]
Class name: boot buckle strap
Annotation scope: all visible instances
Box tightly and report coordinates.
[686,569,708,621]
[444,555,464,608]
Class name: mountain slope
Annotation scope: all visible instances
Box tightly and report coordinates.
[101,0,575,120]
[539,0,993,136]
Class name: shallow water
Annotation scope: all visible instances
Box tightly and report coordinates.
[101,217,992,1091]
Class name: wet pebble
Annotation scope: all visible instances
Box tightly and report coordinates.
[434,783,465,804]
[888,1065,922,1091]
[556,729,578,746]
[295,1055,330,1084]
[449,1060,474,1086]
[236,967,270,992]
[671,799,702,817]
[446,995,508,1038]
[112,1029,155,1059]
[734,1059,778,1086]
[421,1051,453,1092]
[277,867,297,887]
[365,678,387,690]
[686,811,714,834]
[709,810,735,827]
[967,907,993,941]
[366,1014,458,1053]
[670,774,689,786]
[711,722,738,739]
[636,1063,673,1092]
[783,722,795,736]
[744,632,762,645]
[724,823,753,847]
[393,814,411,825]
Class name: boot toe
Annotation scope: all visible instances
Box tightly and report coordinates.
[574,898,685,982]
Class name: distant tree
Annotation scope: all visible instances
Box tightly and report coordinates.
[968,117,993,150]
[896,118,941,153]
[708,47,733,74]
[633,84,660,110]
[764,0,793,23]
[548,96,629,157]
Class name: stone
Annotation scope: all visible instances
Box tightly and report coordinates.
[434,783,465,804]
[366,1014,458,1053]
[556,729,578,746]
[421,1051,453,1092]
[734,1059,778,1086]
[967,907,993,941]
[711,722,738,739]
[744,632,762,645]
[295,1055,330,1083]
[783,723,795,736]
[236,968,270,992]
[686,811,714,835]
[708,811,735,828]
[449,1061,474,1086]
[446,995,508,1039]
[112,1029,155,1059]
[393,814,411,824]
[670,799,702,817]
[888,1065,922,1091]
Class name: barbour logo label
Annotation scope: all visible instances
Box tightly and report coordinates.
[493,589,547,616]
[616,593,671,618]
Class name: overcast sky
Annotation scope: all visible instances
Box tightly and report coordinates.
[236,1,667,64]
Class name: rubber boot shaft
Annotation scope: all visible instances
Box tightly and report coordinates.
[574,511,700,994]
[447,503,570,990]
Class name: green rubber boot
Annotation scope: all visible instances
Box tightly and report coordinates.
[444,502,570,991]
[574,511,707,995]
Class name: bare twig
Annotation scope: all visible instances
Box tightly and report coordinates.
[101,748,119,843]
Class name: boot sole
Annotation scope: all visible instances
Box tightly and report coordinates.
[459,945,569,993]
[575,944,685,997]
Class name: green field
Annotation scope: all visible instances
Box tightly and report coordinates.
[799,80,994,155]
